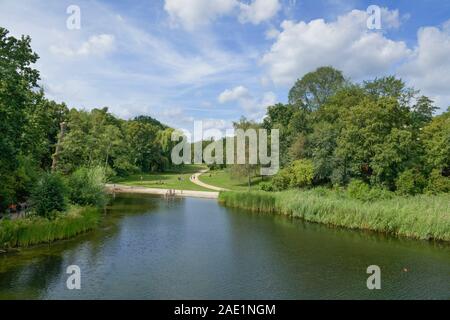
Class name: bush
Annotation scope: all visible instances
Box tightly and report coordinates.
[347,180,393,201]
[271,168,292,191]
[396,169,427,196]
[347,180,370,201]
[425,169,450,195]
[259,182,274,192]
[31,173,68,218]
[367,186,394,201]
[68,166,107,207]
[268,159,315,191]
[289,159,314,188]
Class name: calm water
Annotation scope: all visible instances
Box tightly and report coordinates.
[0,194,449,300]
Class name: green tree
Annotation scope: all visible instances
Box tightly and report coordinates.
[335,97,413,187]
[421,110,450,176]
[230,117,261,190]
[288,66,345,111]
[21,93,69,169]
[363,76,417,107]
[124,120,161,172]
[425,169,450,195]
[289,159,314,188]
[395,169,427,196]
[31,173,67,218]
[0,28,40,210]
[68,166,107,207]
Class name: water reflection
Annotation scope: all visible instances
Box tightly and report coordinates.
[0,194,449,300]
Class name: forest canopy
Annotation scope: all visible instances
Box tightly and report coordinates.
[0,27,175,211]
[262,66,449,194]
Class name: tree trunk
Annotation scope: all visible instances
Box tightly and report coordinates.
[51,122,66,172]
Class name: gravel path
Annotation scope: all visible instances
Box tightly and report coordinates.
[189,169,230,191]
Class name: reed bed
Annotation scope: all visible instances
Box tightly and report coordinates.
[219,190,450,242]
[0,207,101,249]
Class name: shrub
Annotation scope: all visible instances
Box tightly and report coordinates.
[347,180,394,201]
[425,169,450,195]
[289,159,314,188]
[68,166,107,207]
[271,168,292,191]
[396,169,427,196]
[259,182,274,192]
[31,173,68,218]
[347,180,370,201]
[367,186,394,201]
[269,159,315,191]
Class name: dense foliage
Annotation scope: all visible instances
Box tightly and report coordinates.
[67,167,108,207]
[1,26,449,218]
[261,67,450,196]
[0,28,176,214]
[30,173,67,218]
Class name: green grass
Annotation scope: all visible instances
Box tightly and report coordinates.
[0,206,101,249]
[199,169,270,191]
[219,189,450,242]
[111,164,211,192]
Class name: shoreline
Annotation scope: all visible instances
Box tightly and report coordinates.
[219,191,450,242]
[0,206,101,251]
[105,184,219,199]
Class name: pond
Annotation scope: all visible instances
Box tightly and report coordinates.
[0,194,449,299]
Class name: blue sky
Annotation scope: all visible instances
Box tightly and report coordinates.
[0,0,449,132]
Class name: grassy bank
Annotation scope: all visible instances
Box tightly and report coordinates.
[0,207,101,249]
[219,190,450,242]
[199,169,269,191]
[111,164,211,192]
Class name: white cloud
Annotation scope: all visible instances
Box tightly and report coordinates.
[203,119,232,131]
[164,0,237,30]
[380,8,402,29]
[262,9,409,86]
[218,86,251,103]
[50,34,115,57]
[265,27,280,39]
[164,0,279,30]
[239,0,281,25]
[399,21,450,110]
[219,86,276,119]
[0,0,258,131]
[261,91,277,108]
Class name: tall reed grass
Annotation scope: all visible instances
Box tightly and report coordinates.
[0,206,100,249]
[219,190,450,241]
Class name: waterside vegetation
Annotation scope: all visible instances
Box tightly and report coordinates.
[219,190,450,242]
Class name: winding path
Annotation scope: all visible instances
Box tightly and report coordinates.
[189,169,230,192]
[105,169,229,200]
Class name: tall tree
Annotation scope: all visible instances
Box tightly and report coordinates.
[0,28,40,208]
[288,66,345,111]
[230,117,261,190]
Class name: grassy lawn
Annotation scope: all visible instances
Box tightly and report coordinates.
[199,169,270,191]
[110,164,211,192]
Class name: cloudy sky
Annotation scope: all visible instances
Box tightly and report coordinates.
[1,0,449,131]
